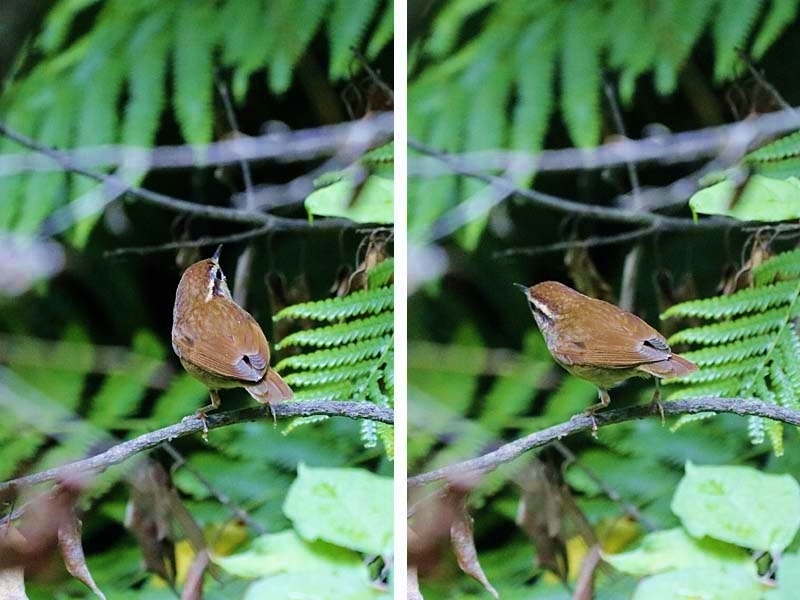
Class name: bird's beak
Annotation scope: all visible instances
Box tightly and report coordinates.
[513,283,529,295]
[212,245,223,262]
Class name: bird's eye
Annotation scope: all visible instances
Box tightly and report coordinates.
[214,268,224,281]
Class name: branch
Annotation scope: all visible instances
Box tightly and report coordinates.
[408,106,800,176]
[0,112,393,175]
[407,398,800,488]
[0,400,393,495]
[0,122,356,229]
[411,138,735,231]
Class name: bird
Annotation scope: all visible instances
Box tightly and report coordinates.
[516,281,697,426]
[172,246,292,430]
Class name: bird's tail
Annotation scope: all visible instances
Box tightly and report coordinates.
[640,353,697,379]
[246,368,293,404]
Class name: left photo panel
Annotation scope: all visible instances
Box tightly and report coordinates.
[0,1,394,598]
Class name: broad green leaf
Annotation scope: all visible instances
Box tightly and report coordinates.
[244,571,389,600]
[214,530,365,578]
[689,175,800,222]
[766,551,800,599]
[305,176,393,224]
[672,462,800,552]
[633,565,765,600]
[284,464,393,555]
[604,528,754,576]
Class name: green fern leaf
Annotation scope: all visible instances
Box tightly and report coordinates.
[752,0,799,58]
[277,335,391,371]
[277,313,393,349]
[274,286,393,321]
[561,4,603,148]
[327,0,380,80]
[173,0,216,144]
[753,248,800,284]
[661,280,799,319]
[366,0,394,58]
[712,0,763,82]
[668,308,784,345]
[122,8,173,146]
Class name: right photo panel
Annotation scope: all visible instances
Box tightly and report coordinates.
[407,3,800,599]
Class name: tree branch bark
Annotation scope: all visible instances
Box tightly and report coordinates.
[0,400,393,495]
[407,398,800,488]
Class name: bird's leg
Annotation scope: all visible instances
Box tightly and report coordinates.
[193,389,221,436]
[649,379,665,424]
[266,401,277,426]
[583,388,611,433]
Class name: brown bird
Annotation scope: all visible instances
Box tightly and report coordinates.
[516,281,696,422]
[172,247,292,428]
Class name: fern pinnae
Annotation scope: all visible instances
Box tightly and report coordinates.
[283,362,377,388]
[276,314,392,349]
[274,286,393,321]
[662,279,799,319]
[681,335,771,366]
[754,248,800,285]
[679,356,765,386]
[277,335,391,371]
[668,308,784,345]
[752,0,800,58]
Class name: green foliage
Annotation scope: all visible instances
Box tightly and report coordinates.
[605,463,800,599]
[409,0,796,242]
[0,0,393,242]
[662,249,800,453]
[275,260,394,456]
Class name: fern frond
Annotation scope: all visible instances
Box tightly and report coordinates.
[327,0,380,79]
[753,248,800,284]
[661,279,798,319]
[173,0,216,144]
[276,335,391,371]
[665,249,800,454]
[712,0,762,82]
[668,307,784,345]
[277,313,392,349]
[752,0,800,58]
[746,131,800,164]
[274,286,393,321]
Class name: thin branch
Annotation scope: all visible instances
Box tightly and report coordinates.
[0,400,393,495]
[408,105,800,177]
[735,49,793,112]
[0,122,362,230]
[407,398,800,488]
[162,443,267,536]
[494,227,658,258]
[409,138,735,231]
[0,112,393,176]
[104,226,274,258]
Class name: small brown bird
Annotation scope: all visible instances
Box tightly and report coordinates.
[516,281,696,420]
[172,247,292,426]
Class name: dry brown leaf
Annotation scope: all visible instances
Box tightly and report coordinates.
[565,246,616,304]
[450,494,498,599]
[125,462,177,585]
[721,230,773,294]
[58,513,106,599]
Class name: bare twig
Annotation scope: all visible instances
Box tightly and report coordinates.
[162,443,267,536]
[104,226,274,258]
[407,398,800,488]
[494,227,658,258]
[0,400,393,495]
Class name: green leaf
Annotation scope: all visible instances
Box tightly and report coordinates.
[689,175,800,221]
[244,571,389,600]
[214,529,365,578]
[672,462,800,552]
[766,551,800,599]
[283,464,393,555]
[633,565,765,600]
[604,528,754,577]
[306,176,393,224]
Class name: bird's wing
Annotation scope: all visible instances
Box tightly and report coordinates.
[554,299,672,368]
[172,299,270,382]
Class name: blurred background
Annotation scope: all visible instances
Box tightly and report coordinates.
[0,1,394,598]
[407,2,800,598]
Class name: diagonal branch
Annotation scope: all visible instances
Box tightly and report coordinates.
[0,400,393,495]
[407,398,800,488]
[0,123,354,230]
